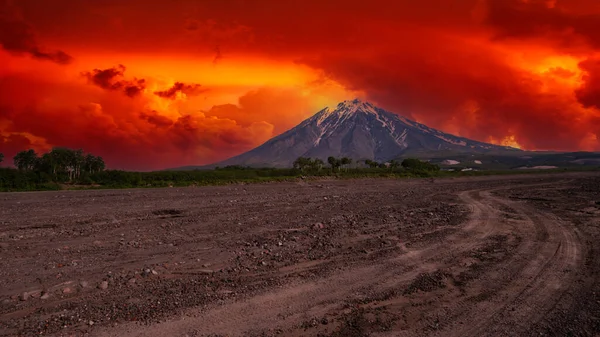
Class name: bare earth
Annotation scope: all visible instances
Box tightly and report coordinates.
[1,173,599,336]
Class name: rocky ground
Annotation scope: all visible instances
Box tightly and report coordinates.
[0,172,599,336]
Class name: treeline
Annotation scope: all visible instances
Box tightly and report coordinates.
[0,150,441,192]
[12,148,106,179]
[293,156,440,173]
[0,148,105,190]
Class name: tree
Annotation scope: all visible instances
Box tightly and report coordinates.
[401,158,440,172]
[309,158,324,171]
[13,149,38,171]
[365,159,379,169]
[327,156,342,171]
[327,156,336,170]
[84,154,105,174]
[389,160,400,171]
[293,157,312,171]
[340,157,352,171]
[47,147,72,179]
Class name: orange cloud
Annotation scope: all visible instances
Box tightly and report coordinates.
[0,0,72,64]
[0,57,343,169]
[82,65,146,98]
[154,82,207,100]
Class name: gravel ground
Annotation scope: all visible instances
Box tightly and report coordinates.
[0,172,599,336]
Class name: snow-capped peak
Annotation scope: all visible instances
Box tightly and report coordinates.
[315,99,378,123]
[335,99,378,115]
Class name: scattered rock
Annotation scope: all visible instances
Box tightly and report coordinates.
[88,320,94,326]
[151,269,159,275]
[28,290,42,298]
[314,223,324,229]
[20,292,30,301]
[202,263,212,268]
[40,292,50,300]
[63,287,73,294]
[128,278,137,286]
[79,281,89,288]
[98,281,109,290]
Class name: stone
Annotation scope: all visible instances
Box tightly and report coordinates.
[20,292,29,301]
[40,292,50,300]
[98,281,109,290]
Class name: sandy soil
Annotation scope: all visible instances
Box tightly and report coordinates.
[0,173,599,336]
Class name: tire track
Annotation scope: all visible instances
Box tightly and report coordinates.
[438,185,583,337]
[92,179,584,337]
[93,187,506,337]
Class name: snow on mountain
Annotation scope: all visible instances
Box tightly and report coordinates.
[205,99,519,168]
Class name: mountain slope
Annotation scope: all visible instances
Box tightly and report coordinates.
[196,99,519,168]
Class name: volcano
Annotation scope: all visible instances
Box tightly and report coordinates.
[200,99,519,168]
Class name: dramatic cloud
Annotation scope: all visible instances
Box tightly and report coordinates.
[139,110,174,128]
[82,65,146,98]
[576,58,600,109]
[485,0,600,50]
[0,0,73,64]
[203,88,317,135]
[0,70,314,170]
[154,82,207,100]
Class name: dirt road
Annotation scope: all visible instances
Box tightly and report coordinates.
[1,173,599,336]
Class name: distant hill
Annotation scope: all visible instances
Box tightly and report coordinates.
[423,151,600,171]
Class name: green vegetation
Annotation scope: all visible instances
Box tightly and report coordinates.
[293,157,325,171]
[327,156,353,171]
[401,158,440,172]
[0,151,597,192]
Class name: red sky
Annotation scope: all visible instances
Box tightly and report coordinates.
[1,0,599,170]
